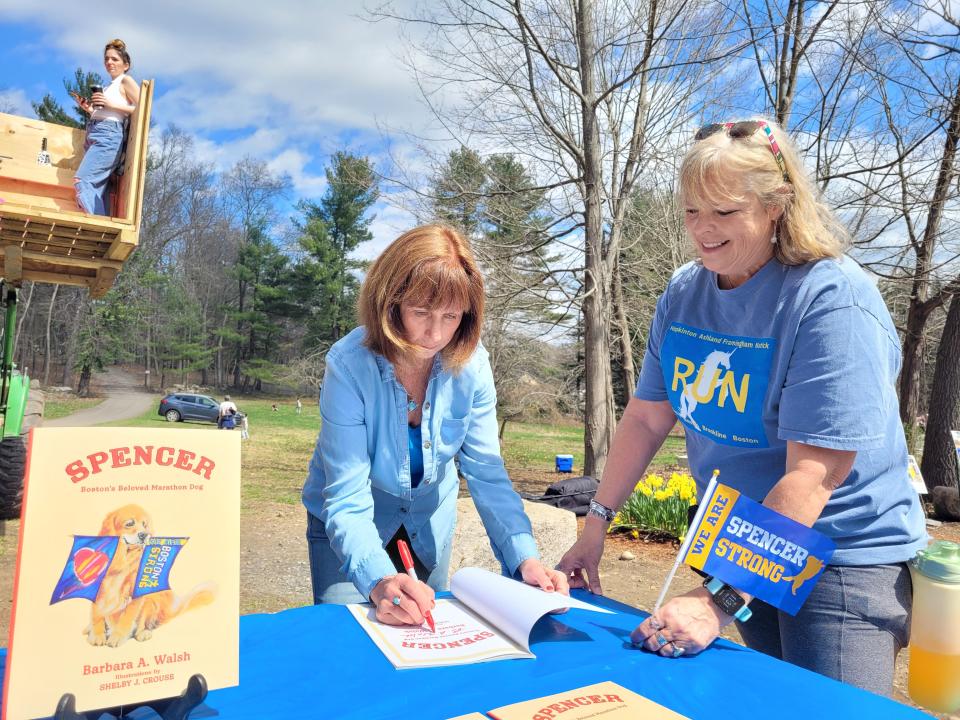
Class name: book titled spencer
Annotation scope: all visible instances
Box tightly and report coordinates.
[348,566,612,669]
[3,428,240,720]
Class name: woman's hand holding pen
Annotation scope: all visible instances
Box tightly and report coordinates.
[370,573,435,627]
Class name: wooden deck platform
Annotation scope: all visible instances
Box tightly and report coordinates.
[0,80,153,298]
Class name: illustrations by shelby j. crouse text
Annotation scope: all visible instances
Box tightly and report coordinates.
[2,428,240,720]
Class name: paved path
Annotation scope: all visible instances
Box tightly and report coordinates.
[43,367,155,427]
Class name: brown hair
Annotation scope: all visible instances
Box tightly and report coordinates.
[104,38,131,69]
[679,117,847,264]
[358,225,485,371]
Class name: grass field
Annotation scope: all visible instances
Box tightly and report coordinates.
[75,395,686,506]
[43,396,102,420]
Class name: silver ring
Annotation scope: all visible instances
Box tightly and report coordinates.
[654,631,668,648]
[671,644,685,658]
[392,595,402,606]
[649,617,663,631]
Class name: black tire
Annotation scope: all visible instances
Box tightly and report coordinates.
[0,386,44,521]
[165,409,181,422]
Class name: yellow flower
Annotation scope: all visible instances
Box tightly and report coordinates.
[630,529,640,540]
[639,485,653,497]
[653,488,670,501]
[647,474,664,489]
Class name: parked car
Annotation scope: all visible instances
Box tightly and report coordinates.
[158,393,221,423]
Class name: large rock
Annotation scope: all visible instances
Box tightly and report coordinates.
[931,486,960,521]
[448,498,577,581]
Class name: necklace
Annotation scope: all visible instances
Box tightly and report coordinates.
[407,395,418,412]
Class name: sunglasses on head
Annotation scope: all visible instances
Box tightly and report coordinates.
[695,120,790,183]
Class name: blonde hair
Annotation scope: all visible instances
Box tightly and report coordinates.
[104,38,131,68]
[679,118,847,264]
[358,225,485,371]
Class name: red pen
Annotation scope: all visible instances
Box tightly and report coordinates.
[397,539,436,633]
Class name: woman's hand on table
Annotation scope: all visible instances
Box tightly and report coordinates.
[518,558,570,596]
[630,588,729,658]
[370,573,435,626]
[556,528,605,595]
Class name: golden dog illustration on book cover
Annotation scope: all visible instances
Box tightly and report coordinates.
[3,428,239,720]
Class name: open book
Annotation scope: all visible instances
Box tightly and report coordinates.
[347,566,612,669]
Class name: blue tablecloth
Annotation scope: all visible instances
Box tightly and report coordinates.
[212,591,928,719]
[1,590,932,719]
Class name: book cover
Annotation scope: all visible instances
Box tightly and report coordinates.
[488,681,689,720]
[348,567,611,669]
[2,427,240,720]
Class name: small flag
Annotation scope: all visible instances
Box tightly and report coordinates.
[683,483,835,615]
[50,536,119,604]
[133,537,189,598]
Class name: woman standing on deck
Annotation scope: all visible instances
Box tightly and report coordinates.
[72,39,139,216]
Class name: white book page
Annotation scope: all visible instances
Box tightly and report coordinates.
[346,598,532,668]
[450,567,613,652]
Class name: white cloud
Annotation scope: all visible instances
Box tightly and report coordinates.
[1,0,430,136]
[0,87,30,115]
[361,202,417,260]
[0,0,443,202]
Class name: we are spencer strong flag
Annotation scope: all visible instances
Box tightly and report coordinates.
[683,482,836,615]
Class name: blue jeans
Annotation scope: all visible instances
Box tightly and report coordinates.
[306,512,453,604]
[736,563,912,697]
[74,119,124,216]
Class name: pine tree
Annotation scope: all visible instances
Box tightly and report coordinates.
[33,68,103,128]
[294,152,379,345]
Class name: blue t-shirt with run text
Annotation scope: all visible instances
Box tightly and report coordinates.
[635,257,927,566]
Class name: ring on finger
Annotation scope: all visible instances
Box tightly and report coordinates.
[654,631,669,648]
[391,595,402,606]
[649,617,663,631]
[670,643,685,658]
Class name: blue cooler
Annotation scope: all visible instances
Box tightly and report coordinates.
[555,454,574,473]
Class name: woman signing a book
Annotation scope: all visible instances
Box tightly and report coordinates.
[302,224,568,626]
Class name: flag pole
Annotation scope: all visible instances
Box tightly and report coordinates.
[652,469,720,613]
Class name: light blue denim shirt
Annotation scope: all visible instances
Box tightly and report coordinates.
[302,326,539,599]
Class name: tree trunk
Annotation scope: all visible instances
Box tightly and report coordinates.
[61,292,85,386]
[612,254,636,403]
[14,282,34,360]
[145,318,152,392]
[77,364,92,397]
[899,296,931,431]
[921,289,960,491]
[577,1,615,478]
[42,285,59,386]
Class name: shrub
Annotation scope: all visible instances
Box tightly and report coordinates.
[610,472,697,541]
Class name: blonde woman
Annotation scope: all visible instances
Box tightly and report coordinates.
[72,39,139,215]
[303,225,568,626]
[558,119,926,695]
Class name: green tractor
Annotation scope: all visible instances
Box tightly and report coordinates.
[0,287,44,519]
[0,80,154,519]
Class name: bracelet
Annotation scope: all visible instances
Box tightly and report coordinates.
[587,499,616,523]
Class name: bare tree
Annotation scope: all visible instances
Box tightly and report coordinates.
[375,0,734,476]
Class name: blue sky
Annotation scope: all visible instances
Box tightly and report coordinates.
[0,0,428,257]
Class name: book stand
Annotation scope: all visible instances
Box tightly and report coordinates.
[52,673,217,720]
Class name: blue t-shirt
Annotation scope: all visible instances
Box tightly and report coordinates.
[635,257,927,566]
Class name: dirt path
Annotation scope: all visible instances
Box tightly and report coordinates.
[42,367,154,427]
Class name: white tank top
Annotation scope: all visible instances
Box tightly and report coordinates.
[91,74,130,123]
